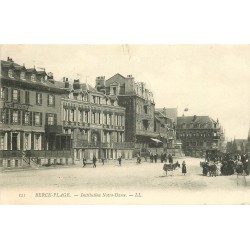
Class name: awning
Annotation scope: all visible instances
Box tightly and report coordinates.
[150,138,162,143]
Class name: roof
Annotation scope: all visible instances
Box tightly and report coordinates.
[177,115,214,125]
[156,108,177,122]
[105,73,126,88]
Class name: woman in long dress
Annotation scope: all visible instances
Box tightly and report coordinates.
[182,161,187,176]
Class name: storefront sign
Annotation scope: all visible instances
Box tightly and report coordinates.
[4,102,29,111]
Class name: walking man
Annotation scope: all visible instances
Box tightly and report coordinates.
[118,156,122,166]
[82,157,87,167]
[93,155,97,168]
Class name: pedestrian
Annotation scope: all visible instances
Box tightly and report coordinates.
[118,156,122,166]
[150,153,153,163]
[154,153,158,163]
[160,153,164,163]
[101,157,105,165]
[82,157,87,167]
[93,155,97,168]
[182,161,187,176]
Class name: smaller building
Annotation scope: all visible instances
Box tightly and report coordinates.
[176,115,224,157]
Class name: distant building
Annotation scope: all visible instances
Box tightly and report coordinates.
[176,115,224,157]
[227,139,249,155]
[0,58,71,168]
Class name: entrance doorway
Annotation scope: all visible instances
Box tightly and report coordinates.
[12,133,18,150]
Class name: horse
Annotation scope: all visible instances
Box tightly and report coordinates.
[208,163,217,177]
[200,161,218,177]
[163,162,180,176]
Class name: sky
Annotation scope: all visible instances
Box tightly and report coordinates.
[1,44,249,140]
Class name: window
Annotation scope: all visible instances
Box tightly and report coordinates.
[41,76,44,83]
[12,89,20,102]
[8,69,14,78]
[0,109,6,123]
[20,71,25,80]
[12,110,19,124]
[24,112,30,125]
[25,91,30,104]
[34,112,42,126]
[31,73,36,82]
[70,110,75,121]
[24,134,29,150]
[47,94,55,106]
[46,113,57,125]
[0,87,6,100]
[93,96,96,103]
[36,93,42,105]
[0,134,4,150]
[35,134,40,150]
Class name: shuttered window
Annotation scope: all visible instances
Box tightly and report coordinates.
[36,93,42,105]
[34,112,42,126]
[47,94,55,106]
[25,91,30,104]
[46,113,57,125]
[12,89,20,102]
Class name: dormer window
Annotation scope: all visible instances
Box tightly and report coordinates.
[8,69,14,78]
[20,71,25,80]
[40,76,44,83]
[31,73,36,82]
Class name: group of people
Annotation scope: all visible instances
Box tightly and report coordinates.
[203,152,249,176]
[82,155,122,168]
[147,152,174,164]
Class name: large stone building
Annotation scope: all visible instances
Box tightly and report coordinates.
[0,58,72,168]
[176,115,224,157]
[60,78,134,162]
[97,74,165,156]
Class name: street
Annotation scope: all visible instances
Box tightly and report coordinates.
[1,157,250,204]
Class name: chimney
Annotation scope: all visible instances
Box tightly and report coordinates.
[95,76,106,91]
[63,77,69,88]
[193,115,197,121]
[47,72,54,80]
[73,79,80,89]
[47,72,54,83]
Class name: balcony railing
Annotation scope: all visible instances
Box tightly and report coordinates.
[114,125,125,131]
[63,121,90,128]
[113,142,135,149]
[0,150,72,158]
[0,150,23,158]
[26,150,72,158]
[103,124,114,130]
[73,140,100,148]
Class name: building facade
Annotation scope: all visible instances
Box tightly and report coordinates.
[176,115,224,157]
[0,58,72,168]
[61,78,134,162]
[98,74,162,156]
